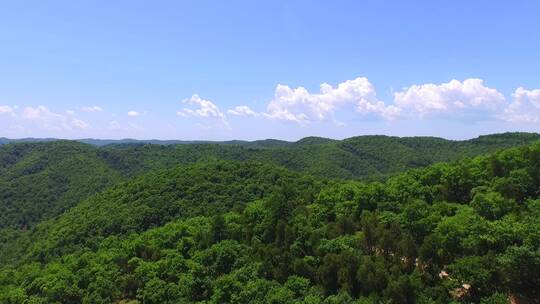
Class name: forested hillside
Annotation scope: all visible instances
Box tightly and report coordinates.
[0,140,539,303]
[0,133,538,232]
[0,142,123,230]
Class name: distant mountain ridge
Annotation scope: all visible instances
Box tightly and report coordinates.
[0,137,293,147]
[0,131,539,231]
[1,132,539,147]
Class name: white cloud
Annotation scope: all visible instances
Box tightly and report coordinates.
[357,99,401,120]
[169,77,540,126]
[501,87,540,123]
[178,94,225,119]
[177,94,231,130]
[81,106,103,112]
[263,77,397,124]
[22,105,65,121]
[4,77,539,138]
[22,105,89,130]
[393,79,505,119]
[227,105,260,117]
[71,118,90,129]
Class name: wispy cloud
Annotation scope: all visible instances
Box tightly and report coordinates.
[81,106,103,112]
[227,105,259,117]
[22,105,90,130]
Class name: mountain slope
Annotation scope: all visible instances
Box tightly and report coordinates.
[0,132,538,232]
[0,161,321,264]
[96,132,540,179]
[0,141,123,230]
[1,142,539,303]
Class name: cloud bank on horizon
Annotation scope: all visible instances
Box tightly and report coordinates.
[1,76,540,139]
[237,77,537,124]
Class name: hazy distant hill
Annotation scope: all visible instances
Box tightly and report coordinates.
[0,137,294,147]
[2,132,539,149]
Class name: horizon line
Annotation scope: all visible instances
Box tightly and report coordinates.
[1,131,539,144]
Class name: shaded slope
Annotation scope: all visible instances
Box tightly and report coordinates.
[0,141,123,229]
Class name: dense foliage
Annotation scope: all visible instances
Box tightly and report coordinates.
[85,132,540,180]
[1,140,539,303]
[1,133,538,231]
[0,142,122,230]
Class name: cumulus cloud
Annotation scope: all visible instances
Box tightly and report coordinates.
[393,79,505,119]
[4,77,538,138]
[221,77,517,124]
[175,77,539,128]
[178,94,225,119]
[227,105,260,117]
[22,105,89,130]
[263,77,398,124]
[501,87,540,123]
[177,94,230,130]
[81,106,103,112]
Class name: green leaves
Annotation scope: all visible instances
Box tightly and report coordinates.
[1,138,540,303]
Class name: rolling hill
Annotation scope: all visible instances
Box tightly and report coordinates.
[0,132,539,231]
[0,141,539,303]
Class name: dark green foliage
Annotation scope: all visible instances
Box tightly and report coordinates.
[1,132,538,232]
[0,136,539,303]
[0,141,123,229]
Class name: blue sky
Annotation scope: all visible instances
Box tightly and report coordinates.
[1,0,540,140]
